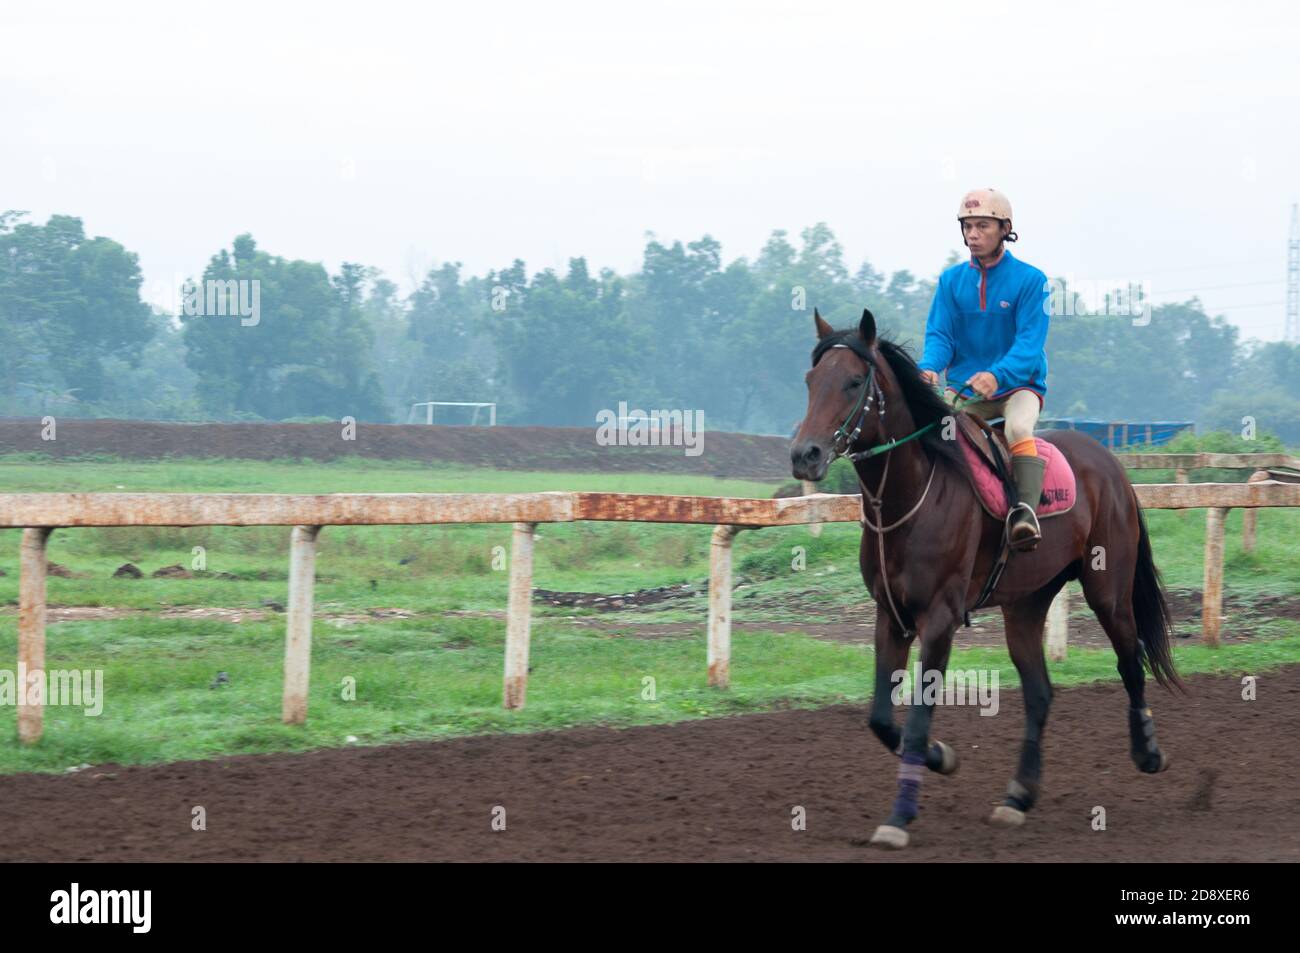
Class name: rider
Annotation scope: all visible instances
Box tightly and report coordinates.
[918,188,1051,551]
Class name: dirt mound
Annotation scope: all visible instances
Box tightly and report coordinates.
[151,564,193,579]
[534,582,701,610]
[1,666,1296,861]
[0,418,792,479]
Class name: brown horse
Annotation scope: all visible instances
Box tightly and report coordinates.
[790,308,1182,849]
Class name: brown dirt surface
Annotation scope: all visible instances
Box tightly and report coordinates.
[0,418,792,478]
[2,666,1298,862]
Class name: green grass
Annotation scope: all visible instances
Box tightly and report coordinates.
[0,453,1297,774]
[3,610,1297,775]
[0,453,780,496]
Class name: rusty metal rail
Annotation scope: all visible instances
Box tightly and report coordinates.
[4,481,1298,743]
[1,482,1296,528]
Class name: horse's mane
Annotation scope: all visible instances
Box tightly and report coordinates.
[812,330,968,476]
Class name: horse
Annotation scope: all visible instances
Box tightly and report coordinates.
[790,307,1182,849]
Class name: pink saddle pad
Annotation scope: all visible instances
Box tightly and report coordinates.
[958,433,1076,520]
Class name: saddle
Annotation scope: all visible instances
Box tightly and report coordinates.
[956,412,1077,521]
[956,413,1015,511]
[954,411,1078,627]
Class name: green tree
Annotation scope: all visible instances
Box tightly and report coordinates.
[181,236,388,420]
[0,212,153,407]
[496,258,640,425]
[403,261,498,418]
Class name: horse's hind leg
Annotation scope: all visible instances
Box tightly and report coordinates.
[1079,559,1169,773]
[990,584,1060,828]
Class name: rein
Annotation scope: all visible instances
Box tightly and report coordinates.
[826,347,980,463]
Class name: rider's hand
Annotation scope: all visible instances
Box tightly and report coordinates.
[966,371,998,399]
[920,369,940,387]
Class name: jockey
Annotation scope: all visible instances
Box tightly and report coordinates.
[918,188,1051,552]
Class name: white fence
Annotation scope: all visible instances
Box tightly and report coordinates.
[3,478,1298,743]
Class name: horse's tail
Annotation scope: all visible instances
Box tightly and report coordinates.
[1132,499,1185,692]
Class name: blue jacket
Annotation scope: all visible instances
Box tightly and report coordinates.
[918,248,1050,400]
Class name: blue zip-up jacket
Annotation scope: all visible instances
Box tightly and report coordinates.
[918,248,1050,401]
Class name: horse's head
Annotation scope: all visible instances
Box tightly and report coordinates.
[790,307,883,482]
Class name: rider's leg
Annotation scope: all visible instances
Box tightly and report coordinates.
[953,391,997,419]
[1005,390,1046,551]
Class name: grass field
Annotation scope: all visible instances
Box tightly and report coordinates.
[1,453,1297,774]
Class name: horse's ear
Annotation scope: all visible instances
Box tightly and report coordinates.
[858,308,877,345]
[814,307,834,339]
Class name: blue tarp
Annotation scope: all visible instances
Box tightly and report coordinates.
[1037,418,1194,449]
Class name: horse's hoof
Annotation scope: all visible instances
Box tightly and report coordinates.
[869,824,909,849]
[988,805,1026,828]
[932,740,960,776]
[1135,749,1170,774]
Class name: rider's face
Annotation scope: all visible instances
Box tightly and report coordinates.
[962,217,1007,257]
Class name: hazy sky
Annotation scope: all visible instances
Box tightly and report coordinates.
[5,0,1298,340]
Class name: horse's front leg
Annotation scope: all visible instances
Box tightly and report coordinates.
[866,608,911,756]
[867,610,960,775]
[869,599,962,850]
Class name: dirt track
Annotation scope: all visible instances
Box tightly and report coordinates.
[3,666,1298,862]
[0,418,792,479]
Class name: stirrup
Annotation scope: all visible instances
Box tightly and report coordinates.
[1006,502,1041,551]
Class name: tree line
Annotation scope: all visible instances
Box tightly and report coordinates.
[2,211,1297,443]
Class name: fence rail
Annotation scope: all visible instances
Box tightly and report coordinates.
[2,482,1298,528]
[1117,452,1299,470]
[4,476,1298,744]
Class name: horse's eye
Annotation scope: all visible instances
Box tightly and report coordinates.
[846,377,865,391]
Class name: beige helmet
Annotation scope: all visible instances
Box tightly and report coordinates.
[958,188,1012,222]
[957,187,1017,241]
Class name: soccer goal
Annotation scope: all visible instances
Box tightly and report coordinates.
[408,401,497,426]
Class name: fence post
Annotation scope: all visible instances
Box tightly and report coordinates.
[801,481,823,537]
[1241,470,1269,553]
[503,522,536,710]
[1174,468,1191,520]
[708,525,744,688]
[18,528,52,745]
[282,525,321,724]
[1046,585,1069,662]
[1202,507,1226,647]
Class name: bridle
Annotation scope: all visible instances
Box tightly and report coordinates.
[828,349,881,461]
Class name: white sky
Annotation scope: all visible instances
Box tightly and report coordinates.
[4,0,1298,340]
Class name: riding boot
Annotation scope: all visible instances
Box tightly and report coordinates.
[1008,454,1047,552]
